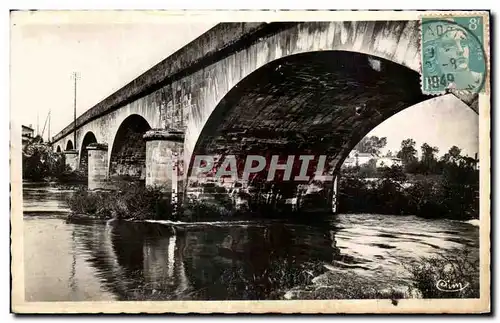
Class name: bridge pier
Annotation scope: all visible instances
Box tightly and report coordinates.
[87,143,109,190]
[63,150,79,171]
[144,129,185,212]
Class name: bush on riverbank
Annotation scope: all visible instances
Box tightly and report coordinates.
[338,163,479,220]
[66,183,172,220]
[405,248,480,298]
[22,141,66,181]
[22,141,87,183]
[67,182,250,222]
[281,248,479,300]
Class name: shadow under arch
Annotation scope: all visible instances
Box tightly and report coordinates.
[65,140,74,151]
[186,50,437,214]
[79,131,98,176]
[109,114,152,181]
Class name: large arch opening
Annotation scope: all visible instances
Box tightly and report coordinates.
[79,131,98,176]
[187,50,431,215]
[109,114,151,182]
[65,140,74,151]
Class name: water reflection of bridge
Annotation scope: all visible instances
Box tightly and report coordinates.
[72,220,343,300]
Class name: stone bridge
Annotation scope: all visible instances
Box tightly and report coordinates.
[51,21,478,214]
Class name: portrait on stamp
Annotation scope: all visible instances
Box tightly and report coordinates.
[421,16,487,94]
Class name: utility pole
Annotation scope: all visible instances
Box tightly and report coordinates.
[36,112,39,137]
[48,110,51,143]
[71,72,80,150]
[40,111,49,140]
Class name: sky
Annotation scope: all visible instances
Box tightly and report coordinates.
[10,11,216,138]
[10,11,478,158]
[368,95,479,158]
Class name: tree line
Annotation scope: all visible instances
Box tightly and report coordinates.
[341,136,479,220]
[353,135,478,176]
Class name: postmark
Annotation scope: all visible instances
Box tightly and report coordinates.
[421,16,487,95]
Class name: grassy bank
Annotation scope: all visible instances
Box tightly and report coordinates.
[403,248,480,299]
[282,248,479,300]
[66,182,249,221]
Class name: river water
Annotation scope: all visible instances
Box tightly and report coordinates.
[22,182,479,301]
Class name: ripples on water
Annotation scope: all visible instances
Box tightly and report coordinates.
[22,182,479,301]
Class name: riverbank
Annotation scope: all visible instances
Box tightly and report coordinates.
[282,247,479,300]
[338,165,479,220]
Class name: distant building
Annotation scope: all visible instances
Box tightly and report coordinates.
[22,125,35,148]
[342,157,357,168]
[355,152,376,165]
[342,150,376,168]
[375,156,402,168]
[342,150,402,168]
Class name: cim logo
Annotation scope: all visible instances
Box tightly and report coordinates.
[436,279,470,293]
[189,155,335,182]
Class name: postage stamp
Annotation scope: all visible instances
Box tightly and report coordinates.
[421,15,488,95]
[10,10,490,315]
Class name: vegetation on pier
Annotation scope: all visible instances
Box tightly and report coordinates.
[66,183,171,221]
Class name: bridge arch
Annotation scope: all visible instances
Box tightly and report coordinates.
[182,21,478,178]
[187,50,432,212]
[109,114,152,181]
[56,145,61,153]
[79,131,98,175]
[65,140,74,151]
[182,21,426,168]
